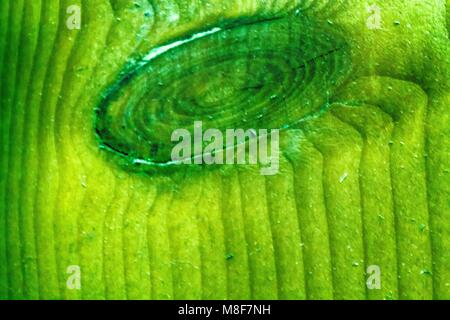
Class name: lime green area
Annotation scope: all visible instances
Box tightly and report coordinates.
[0,0,448,300]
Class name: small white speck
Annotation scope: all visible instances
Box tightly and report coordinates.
[339,172,348,183]
[168,13,180,23]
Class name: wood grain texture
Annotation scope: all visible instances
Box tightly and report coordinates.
[0,0,448,300]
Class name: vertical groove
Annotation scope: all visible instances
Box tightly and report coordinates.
[0,0,11,299]
[238,169,278,299]
[302,114,366,299]
[12,0,42,299]
[3,0,26,299]
[332,103,400,299]
[23,0,60,299]
[264,159,307,299]
[284,133,334,299]
[220,170,251,299]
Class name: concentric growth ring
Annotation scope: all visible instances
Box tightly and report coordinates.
[95,14,352,170]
